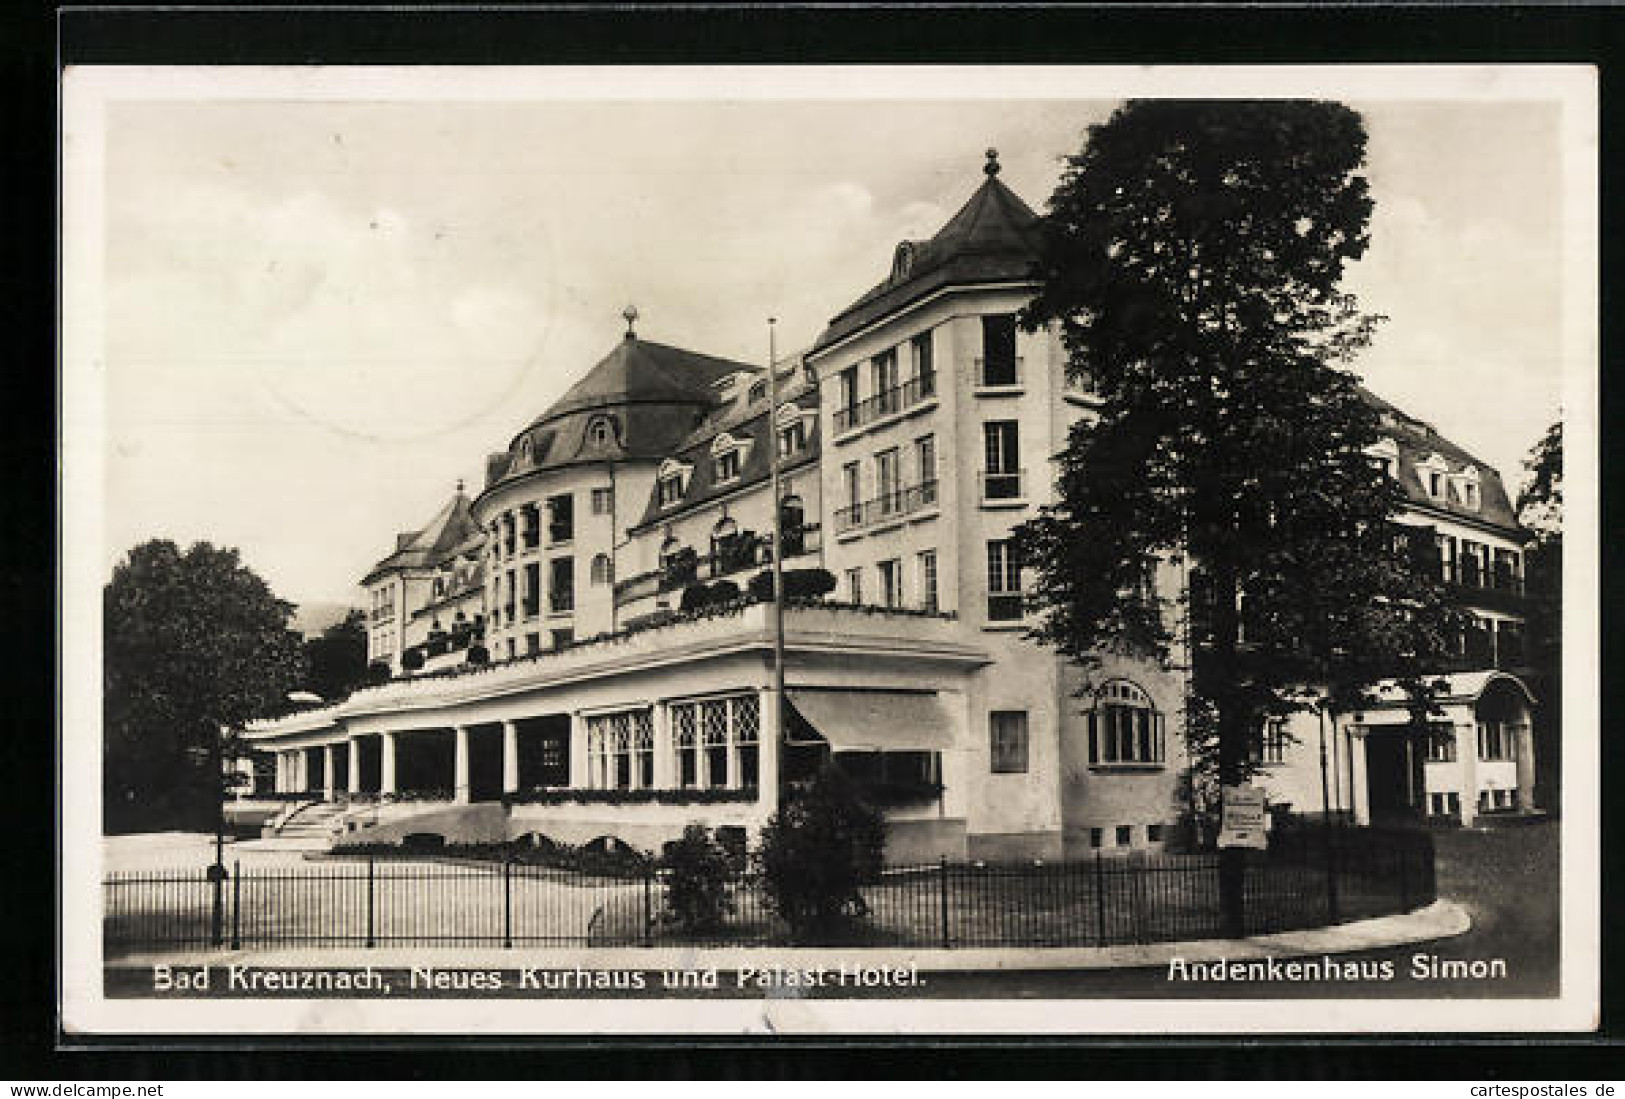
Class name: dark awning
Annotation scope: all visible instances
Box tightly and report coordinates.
[786,690,954,751]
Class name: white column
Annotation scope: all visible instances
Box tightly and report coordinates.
[294,750,306,794]
[381,732,397,796]
[322,744,335,801]
[347,738,361,795]
[1350,730,1370,826]
[569,712,590,789]
[652,704,673,790]
[1456,720,1479,827]
[274,753,286,794]
[1515,721,1537,811]
[759,687,781,812]
[454,725,471,804]
[502,720,520,795]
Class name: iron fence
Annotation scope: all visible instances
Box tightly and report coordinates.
[104,825,1434,954]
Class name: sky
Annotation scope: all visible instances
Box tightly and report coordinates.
[91,83,1570,610]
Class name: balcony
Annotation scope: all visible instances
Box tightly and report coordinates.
[974,356,1022,391]
[616,526,823,606]
[834,480,939,536]
[979,469,1025,504]
[833,373,936,436]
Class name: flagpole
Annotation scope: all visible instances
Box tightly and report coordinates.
[766,318,788,805]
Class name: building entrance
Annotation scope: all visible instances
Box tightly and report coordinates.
[1365,732,1423,826]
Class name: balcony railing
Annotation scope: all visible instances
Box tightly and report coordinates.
[833,373,936,435]
[975,356,1022,389]
[834,480,939,535]
[616,526,823,605]
[987,593,1024,622]
[979,469,1025,502]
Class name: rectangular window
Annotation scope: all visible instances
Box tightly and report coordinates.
[713,449,742,483]
[837,367,859,430]
[1424,725,1458,762]
[550,628,573,649]
[915,434,936,491]
[525,632,540,655]
[1436,533,1458,583]
[986,539,1022,621]
[547,494,574,543]
[1088,703,1167,766]
[1495,620,1525,669]
[1460,540,1486,587]
[878,559,903,608]
[521,506,540,550]
[876,448,901,513]
[845,566,863,605]
[522,563,541,618]
[778,419,807,458]
[872,349,900,415]
[843,461,861,511]
[1255,717,1288,765]
[980,315,1019,386]
[989,710,1029,774]
[911,331,935,397]
[918,549,939,614]
[591,487,614,515]
[656,475,684,508]
[549,557,574,613]
[1116,825,1133,848]
[1147,823,1165,843]
[982,421,1022,500]
[1089,828,1103,849]
[1477,722,1513,761]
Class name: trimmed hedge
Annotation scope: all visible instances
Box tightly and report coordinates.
[505,786,759,806]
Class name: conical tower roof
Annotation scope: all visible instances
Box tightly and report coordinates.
[810,149,1042,354]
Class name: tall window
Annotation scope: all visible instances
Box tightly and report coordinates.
[656,474,685,508]
[669,694,760,790]
[1253,717,1289,765]
[1424,724,1457,762]
[1088,680,1166,766]
[872,349,901,415]
[843,461,861,511]
[1477,721,1512,761]
[917,549,939,613]
[990,710,1029,773]
[547,494,574,543]
[549,557,574,613]
[911,331,935,398]
[1436,533,1458,583]
[590,553,614,586]
[1460,540,1487,587]
[878,559,903,608]
[915,434,937,499]
[979,314,1018,386]
[845,566,863,605]
[710,517,740,571]
[713,449,742,483]
[586,708,654,791]
[876,448,901,512]
[986,539,1022,621]
[778,418,808,458]
[982,421,1021,500]
[591,486,614,515]
[522,562,541,618]
[837,367,859,429]
[521,505,540,550]
[780,495,806,557]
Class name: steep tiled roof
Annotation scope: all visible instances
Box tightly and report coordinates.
[809,150,1042,355]
[362,489,481,584]
[1360,388,1524,537]
[484,334,761,489]
[631,364,821,532]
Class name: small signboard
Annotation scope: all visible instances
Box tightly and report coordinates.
[1218,784,1268,849]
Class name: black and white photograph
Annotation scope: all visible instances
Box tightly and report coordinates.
[59,64,1598,1036]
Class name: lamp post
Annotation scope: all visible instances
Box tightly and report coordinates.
[190,721,229,947]
[766,317,788,805]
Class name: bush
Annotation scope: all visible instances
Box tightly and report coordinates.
[466,644,490,666]
[679,579,743,613]
[660,824,736,935]
[757,763,887,940]
[364,661,392,686]
[749,567,837,602]
[400,648,425,672]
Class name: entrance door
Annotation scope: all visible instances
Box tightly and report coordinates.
[1365,733,1420,825]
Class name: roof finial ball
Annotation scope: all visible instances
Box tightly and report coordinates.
[984,148,1000,177]
[622,304,639,341]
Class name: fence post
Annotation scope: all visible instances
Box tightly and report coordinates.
[366,857,376,948]
[642,863,654,947]
[938,856,951,950]
[230,860,241,950]
[503,858,513,949]
[1093,852,1107,946]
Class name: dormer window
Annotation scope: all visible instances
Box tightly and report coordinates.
[749,380,767,403]
[1451,466,1482,510]
[892,241,916,281]
[516,436,534,468]
[709,432,750,485]
[774,403,812,458]
[656,458,692,508]
[1417,453,1451,501]
[587,416,614,447]
[1365,436,1400,480]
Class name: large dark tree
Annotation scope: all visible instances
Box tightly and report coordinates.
[1517,421,1561,812]
[1014,100,1465,934]
[301,607,369,703]
[104,540,308,833]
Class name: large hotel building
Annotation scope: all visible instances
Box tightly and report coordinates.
[244,150,1539,861]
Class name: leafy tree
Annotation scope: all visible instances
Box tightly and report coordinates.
[104,540,308,833]
[756,764,886,941]
[1014,100,1465,934]
[301,607,369,702]
[1517,421,1562,810]
[660,824,736,936]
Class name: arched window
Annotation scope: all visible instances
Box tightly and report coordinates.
[1087,679,1165,766]
[588,417,614,447]
[590,553,614,586]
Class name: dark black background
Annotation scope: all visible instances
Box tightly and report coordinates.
[8,0,1623,1080]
